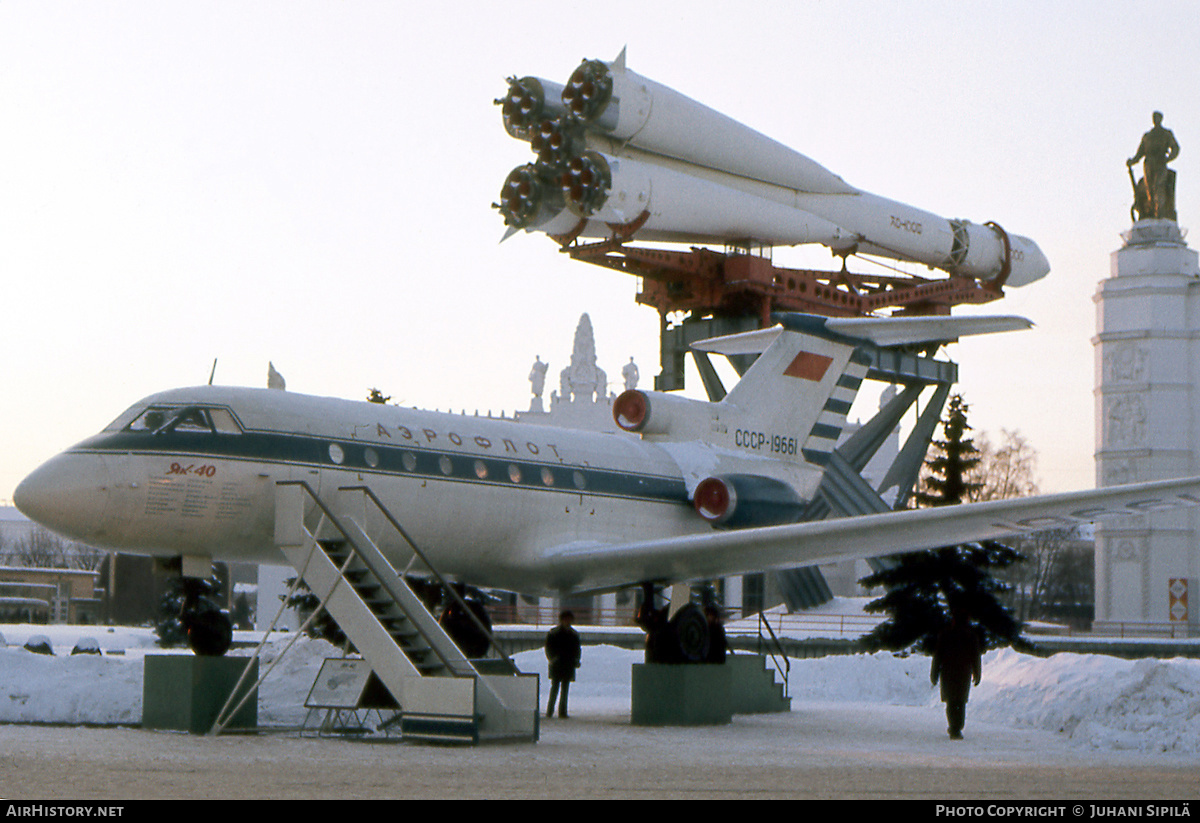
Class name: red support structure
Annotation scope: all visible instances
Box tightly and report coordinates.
[559,238,1007,323]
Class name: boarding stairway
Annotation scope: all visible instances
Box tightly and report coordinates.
[274,481,539,744]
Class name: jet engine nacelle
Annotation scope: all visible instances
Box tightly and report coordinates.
[692,474,805,528]
[612,389,713,439]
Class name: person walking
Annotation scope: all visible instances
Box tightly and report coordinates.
[930,607,982,739]
[545,609,581,718]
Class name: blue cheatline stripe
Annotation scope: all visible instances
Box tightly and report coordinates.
[73,430,690,506]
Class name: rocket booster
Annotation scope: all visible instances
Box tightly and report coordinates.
[560,57,856,197]
[496,53,1049,288]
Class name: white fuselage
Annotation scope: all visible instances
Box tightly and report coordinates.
[16,385,763,594]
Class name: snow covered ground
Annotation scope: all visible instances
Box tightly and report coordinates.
[2,622,1199,758]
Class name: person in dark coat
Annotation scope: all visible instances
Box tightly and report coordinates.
[545,610,581,718]
[636,601,676,663]
[704,605,727,664]
[930,608,983,739]
[439,593,492,659]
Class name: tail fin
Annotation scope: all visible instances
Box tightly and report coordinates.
[712,317,868,466]
[699,313,1030,465]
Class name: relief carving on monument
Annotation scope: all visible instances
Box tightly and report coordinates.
[1104,343,1148,384]
[1113,538,1142,562]
[1101,456,1142,487]
[1105,393,1147,446]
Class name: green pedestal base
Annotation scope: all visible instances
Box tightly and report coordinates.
[143,654,258,734]
[630,663,733,726]
[727,655,791,714]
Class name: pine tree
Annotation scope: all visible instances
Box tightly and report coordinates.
[860,395,1030,654]
[155,572,225,649]
[283,577,349,647]
[916,395,980,508]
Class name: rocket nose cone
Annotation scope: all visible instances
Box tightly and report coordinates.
[14,453,112,543]
[1006,237,1051,288]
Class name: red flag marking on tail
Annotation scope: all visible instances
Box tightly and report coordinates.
[784,352,834,381]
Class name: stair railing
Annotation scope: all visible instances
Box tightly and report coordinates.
[755,610,791,697]
[278,480,476,678]
[284,480,529,729]
[339,484,517,668]
[210,509,361,736]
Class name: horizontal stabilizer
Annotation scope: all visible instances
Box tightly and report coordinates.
[824,315,1033,346]
[691,326,787,357]
[692,313,1032,356]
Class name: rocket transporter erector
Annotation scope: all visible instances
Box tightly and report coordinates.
[496,52,1049,288]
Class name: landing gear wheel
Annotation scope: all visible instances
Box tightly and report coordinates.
[670,603,710,663]
[185,608,233,657]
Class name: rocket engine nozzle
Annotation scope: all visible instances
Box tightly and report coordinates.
[498,76,566,139]
[562,58,613,121]
[496,164,562,229]
[529,115,582,169]
[561,151,612,218]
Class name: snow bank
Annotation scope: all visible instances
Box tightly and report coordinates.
[971,648,1200,754]
[0,646,144,725]
[0,627,335,728]
[788,650,935,705]
[2,623,1199,756]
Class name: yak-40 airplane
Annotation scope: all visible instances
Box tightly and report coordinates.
[15,313,1200,655]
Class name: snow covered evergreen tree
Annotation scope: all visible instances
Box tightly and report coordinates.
[860,395,1030,654]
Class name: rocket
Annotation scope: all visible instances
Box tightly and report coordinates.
[496,51,1049,288]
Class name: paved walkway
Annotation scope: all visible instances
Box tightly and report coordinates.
[2,701,1197,799]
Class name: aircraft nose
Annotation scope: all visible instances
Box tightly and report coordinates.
[14,453,112,543]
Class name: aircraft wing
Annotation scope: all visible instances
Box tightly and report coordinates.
[541,476,1200,592]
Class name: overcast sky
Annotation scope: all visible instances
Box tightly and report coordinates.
[3,0,1198,502]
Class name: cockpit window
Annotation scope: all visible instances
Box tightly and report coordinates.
[124,405,243,435]
[208,408,241,433]
[169,408,214,433]
[126,408,173,432]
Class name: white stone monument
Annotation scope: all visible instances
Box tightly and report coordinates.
[518,313,625,433]
[1094,219,1200,632]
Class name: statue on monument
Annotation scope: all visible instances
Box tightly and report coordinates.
[622,357,639,391]
[528,356,548,412]
[1127,111,1180,222]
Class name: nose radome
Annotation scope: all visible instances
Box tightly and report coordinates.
[14,453,112,544]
